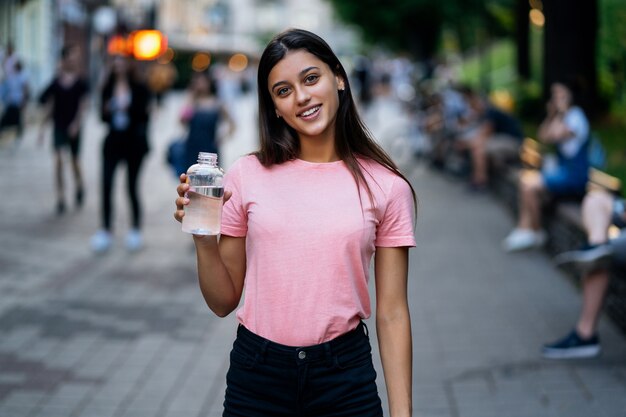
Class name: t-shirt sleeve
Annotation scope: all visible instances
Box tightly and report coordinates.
[561,107,590,158]
[375,176,416,247]
[220,158,248,237]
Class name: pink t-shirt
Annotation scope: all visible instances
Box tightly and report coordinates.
[221,155,416,346]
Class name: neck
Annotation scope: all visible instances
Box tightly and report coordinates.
[298,136,339,163]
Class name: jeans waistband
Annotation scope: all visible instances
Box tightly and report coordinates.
[235,321,369,366]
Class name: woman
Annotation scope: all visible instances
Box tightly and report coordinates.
[175,29,416,416]
[503,81,590,252]
[91,55,151,253]
[180,71,235,171]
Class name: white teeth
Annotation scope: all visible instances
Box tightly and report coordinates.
[301,106,320,117]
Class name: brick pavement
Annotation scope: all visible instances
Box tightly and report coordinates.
[0,92,625,417]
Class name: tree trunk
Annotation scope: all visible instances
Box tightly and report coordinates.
[543,0,598,115]
[515,0,530,80]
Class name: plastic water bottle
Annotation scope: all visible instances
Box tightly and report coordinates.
[182,152,224,235]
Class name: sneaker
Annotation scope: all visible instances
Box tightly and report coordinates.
[554,244,613,273]
[502,228,547,252]
[542,329,601,359]
[75,187,84,209]
[125,229,143,252]
[56,200,66,216]
[91,230,113,254]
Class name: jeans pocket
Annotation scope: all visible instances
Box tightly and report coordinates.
[229,347,258,370]
[334,348,372,370]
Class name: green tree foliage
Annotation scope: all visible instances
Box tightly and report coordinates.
[327,0,517,59]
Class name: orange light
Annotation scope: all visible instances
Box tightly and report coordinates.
[529,0,543,11]
[107,35,130,56]
[158,47,175,64]
[529,9,545,27]
[192,52,211,72]
[228,53,248,72]
[130,30,168,61]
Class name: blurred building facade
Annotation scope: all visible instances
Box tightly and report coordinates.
[1,0,358,97]
[1,0,108,94]
[156,0,357,56]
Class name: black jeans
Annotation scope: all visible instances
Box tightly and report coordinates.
[101,131,146,230]
[223,322,383,417]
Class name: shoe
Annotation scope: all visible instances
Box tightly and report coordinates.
[91,230,113,254]
[125,229,143,252]
[542,329,601,359]
[75,187,84,209]
[56,200,66,216]
[502,228,547,252]
[554,244,613,273]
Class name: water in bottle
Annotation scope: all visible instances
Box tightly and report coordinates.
[182,152,224,235]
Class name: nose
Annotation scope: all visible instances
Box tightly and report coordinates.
[295,86,311,105]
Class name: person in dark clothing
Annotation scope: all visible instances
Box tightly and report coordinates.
[455,88,524,190]
[38,45,89,214]
[90,55,151,254]
[0,60,29,142]
[180,71,235,172]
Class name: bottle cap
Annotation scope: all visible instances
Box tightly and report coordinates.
[198,152,218,164]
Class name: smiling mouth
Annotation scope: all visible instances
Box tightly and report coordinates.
[298,105,321,118]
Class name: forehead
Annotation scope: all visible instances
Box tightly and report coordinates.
[268,49,329,85]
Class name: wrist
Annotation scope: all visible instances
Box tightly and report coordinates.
[192,234,219,248]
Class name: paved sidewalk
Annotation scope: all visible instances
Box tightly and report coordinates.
[0,92,625,417]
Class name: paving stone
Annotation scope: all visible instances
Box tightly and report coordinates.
[1,93,626,417]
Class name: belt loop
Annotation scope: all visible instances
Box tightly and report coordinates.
[324,342,333,367]
[257,339,269,364]
[361,320,369,337]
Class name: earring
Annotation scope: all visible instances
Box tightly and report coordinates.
[276,112,281,118]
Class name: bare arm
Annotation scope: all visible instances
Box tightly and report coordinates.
[537,112,573,144]
[37,100,53,146]
[375,246,412,417]
[69,95,89,137]
[175,174,246,316]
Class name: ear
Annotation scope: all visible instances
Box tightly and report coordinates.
[336,76,345,91]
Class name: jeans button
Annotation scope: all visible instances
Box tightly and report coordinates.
[298,350,306,360]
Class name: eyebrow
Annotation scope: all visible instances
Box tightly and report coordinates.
[271,66,320,91]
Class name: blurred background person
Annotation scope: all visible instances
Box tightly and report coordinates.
[90,55,151,254]
[38,45,89,215]
[503,81,590,252]
[544,189,626,358]
[2,42,18,78]
[0,60,29,145]
[454,87,524,191]
[179,71,235,171]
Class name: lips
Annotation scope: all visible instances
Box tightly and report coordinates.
[298,105,322,119]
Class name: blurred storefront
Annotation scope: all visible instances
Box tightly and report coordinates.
[0,0,108,95]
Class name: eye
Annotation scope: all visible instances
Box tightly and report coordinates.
[304,74,319,84]
[276,87,290,97]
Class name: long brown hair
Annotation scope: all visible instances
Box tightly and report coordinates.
[255,28,417,214]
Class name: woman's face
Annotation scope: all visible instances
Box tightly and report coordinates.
[192,74,210,95]
[112,56,129,75]
[267,49,344,143]
[551,83,572,112]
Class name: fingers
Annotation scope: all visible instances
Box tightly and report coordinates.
[174,194,189,223]
[174,174,190,223]
[177,179,189,198]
